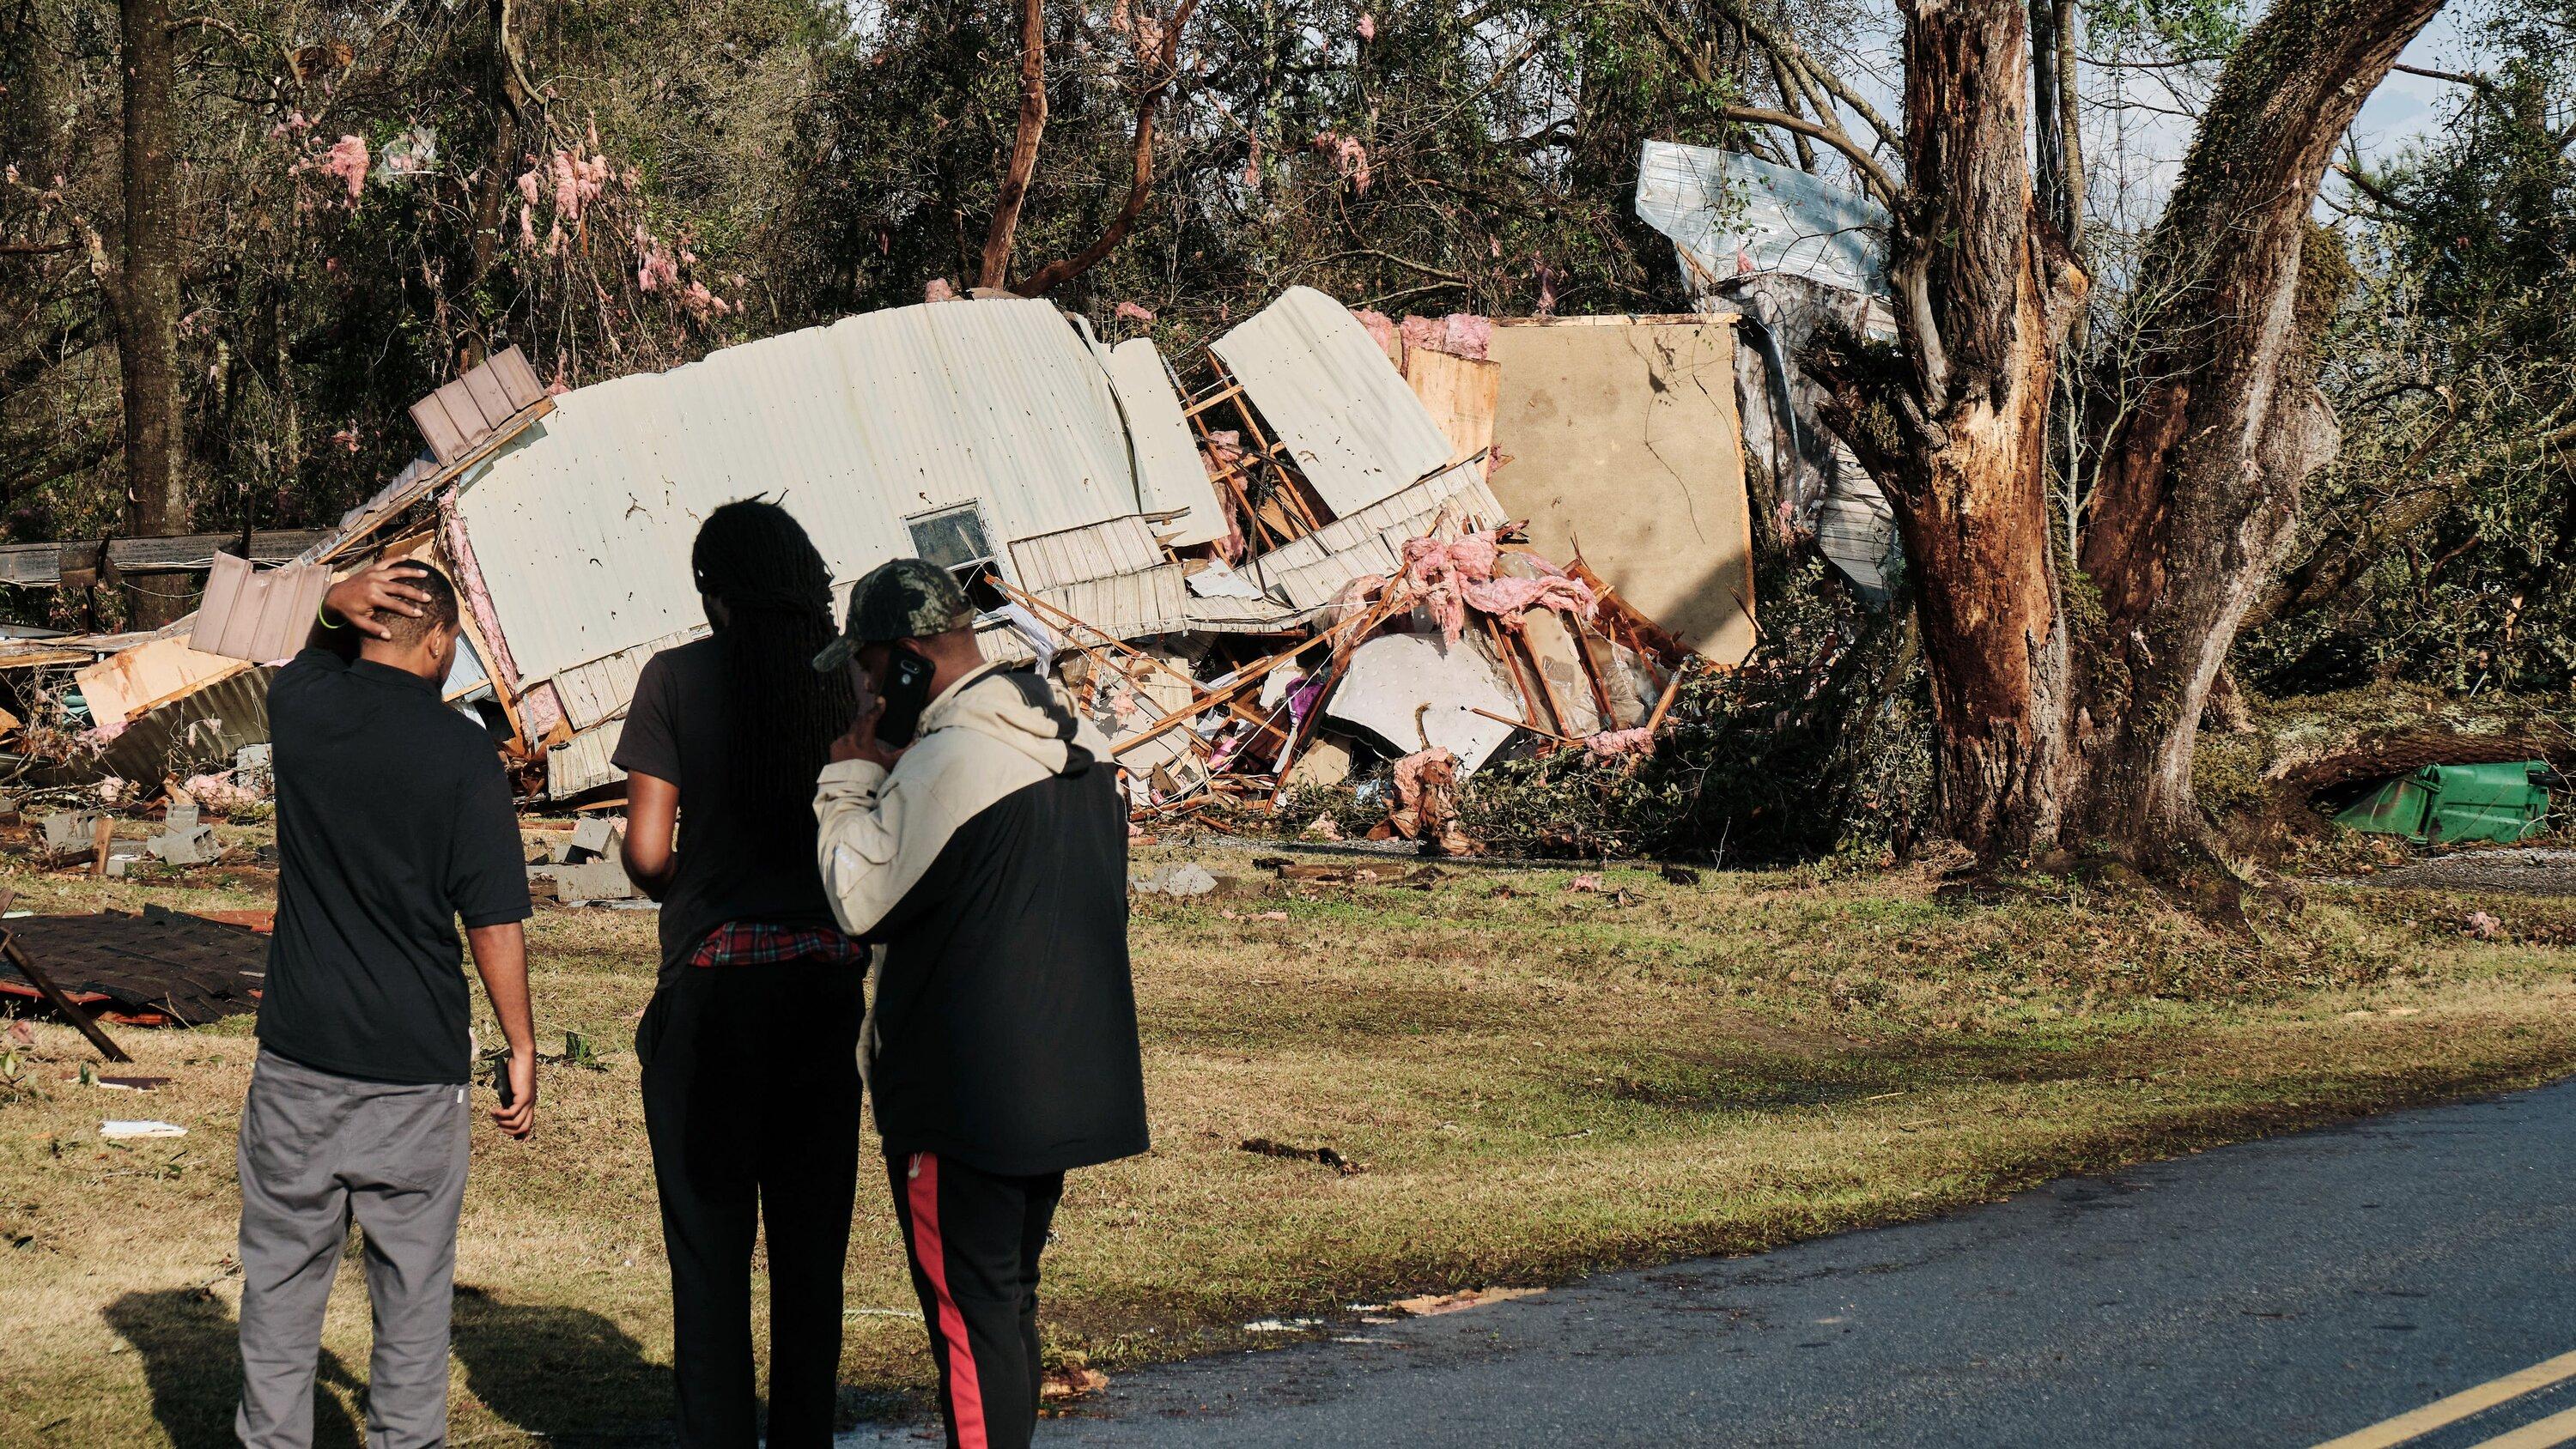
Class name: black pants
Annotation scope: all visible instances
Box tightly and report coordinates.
[887,1150,1066,1449]
[641,959,865,1448]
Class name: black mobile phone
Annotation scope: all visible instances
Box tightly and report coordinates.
[489,1053,514,1108]
[876,648,937,748]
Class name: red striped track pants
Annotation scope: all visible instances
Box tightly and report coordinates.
[888,1151,1066,1449]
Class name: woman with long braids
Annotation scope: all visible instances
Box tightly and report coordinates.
[615,499,865,1447]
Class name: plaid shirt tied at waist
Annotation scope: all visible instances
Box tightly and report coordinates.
[686,921,869,968]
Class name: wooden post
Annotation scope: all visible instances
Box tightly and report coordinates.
[88,817,113,877]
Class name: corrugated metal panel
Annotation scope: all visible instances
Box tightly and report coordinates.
[553,627,708,730]
[1036,565,1191,638]
[1210,287,1456,518]
[976,619,1040,667]
[547,713,626,797]
[1636,141,1889,297]
[1101,340,1230,548]
[1242,463,1507,608]
[454,297,1151,688]
[1183,593,1316,634]
[1009,516,1165,592]
[1818,447,1900,602]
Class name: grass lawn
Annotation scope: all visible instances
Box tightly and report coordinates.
[3,840,2572,1445]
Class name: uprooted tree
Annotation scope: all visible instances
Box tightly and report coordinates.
[1712,0,2455,868]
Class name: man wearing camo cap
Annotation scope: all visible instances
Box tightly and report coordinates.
[811,558,1146,1449]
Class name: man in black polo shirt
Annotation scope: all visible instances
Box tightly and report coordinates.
[236,557,537,1449]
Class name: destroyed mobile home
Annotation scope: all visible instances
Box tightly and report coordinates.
[0,281,1765,847]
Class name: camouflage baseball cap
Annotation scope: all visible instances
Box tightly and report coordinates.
[811,557,977,672]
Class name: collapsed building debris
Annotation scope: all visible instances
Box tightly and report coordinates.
[0,903,269,1032]
[0,290,1741,842]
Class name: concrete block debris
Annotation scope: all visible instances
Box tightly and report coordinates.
[533,858,636,902]
[1132,863,1218,897]
[556,815,626,865]
[146,824,222,866]
[41,812,100,858]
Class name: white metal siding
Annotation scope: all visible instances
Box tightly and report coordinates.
[455,298,1151,688]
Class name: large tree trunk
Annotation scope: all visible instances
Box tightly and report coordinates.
[1811,0,2448,869]
[113,0,189,626]
[2063,0,2443,862]
[1816,0,2086,858]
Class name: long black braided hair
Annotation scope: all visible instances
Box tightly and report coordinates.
[690,499,857,810]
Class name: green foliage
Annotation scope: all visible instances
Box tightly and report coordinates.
[2240,9,2576,697]
[2085,0,2247,55]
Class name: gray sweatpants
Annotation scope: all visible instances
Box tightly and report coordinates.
[235,1050,471,1449]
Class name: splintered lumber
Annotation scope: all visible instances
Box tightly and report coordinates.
[1644,660,1691,736]
[1209,356,1327,534]
[999,582,1288,749]
[1471,706,1571,742]
[1264,592,1412,803]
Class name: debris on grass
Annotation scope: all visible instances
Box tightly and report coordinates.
[100,1120,185,1139]
[1389,1286,1542,1317]
[1239,1137,1364,1174]
[1039,1365,1109,1400]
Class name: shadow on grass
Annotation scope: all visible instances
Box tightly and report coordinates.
[103,1288,365,1448]
[452,1283,672,1445]
[100,1284,674,1447]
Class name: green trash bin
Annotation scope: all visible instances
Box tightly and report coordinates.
[2334,761,2555,845]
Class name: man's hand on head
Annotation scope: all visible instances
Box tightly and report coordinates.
[323,558,435,641]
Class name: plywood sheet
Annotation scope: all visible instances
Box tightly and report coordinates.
[1486,318,1754,664]
[76,638,251,726]
[1404,349,1500,470]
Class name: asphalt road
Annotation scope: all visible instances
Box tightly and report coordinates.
[842,1078,2576,1447]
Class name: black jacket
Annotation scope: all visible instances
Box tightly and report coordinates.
[812,665,1147,1176]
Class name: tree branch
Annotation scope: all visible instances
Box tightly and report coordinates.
[979,0,1049,291]
[1721,105,1902,210]
[1012,0,1201,296]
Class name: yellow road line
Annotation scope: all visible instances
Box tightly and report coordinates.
[2469,1404,2576,1449]
[2313,1350,2576,1449]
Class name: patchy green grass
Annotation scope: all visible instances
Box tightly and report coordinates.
[3,840,2573,1445]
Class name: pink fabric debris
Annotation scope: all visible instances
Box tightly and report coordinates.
[319,136,368,201]
[924,277,957,303]
[1399,312,1492,361]
[183,771,266,814]
[1314,130,1373,192]
[1581,727,1656,761]
[1114,300,1157,323]
[1391,748,1456,814]
[1357,12,1376,39]
[1397,533,1502,640]
[1352,309,1400,361]
[1566,872,1605,893]
[1461,573,1595,627]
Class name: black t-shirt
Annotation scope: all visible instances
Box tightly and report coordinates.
[258,650,532,1085]
[611,637,840,986]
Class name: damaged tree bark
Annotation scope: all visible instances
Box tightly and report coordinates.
[1777,0,2450,869]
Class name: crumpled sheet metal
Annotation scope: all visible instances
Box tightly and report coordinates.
[1210,286,1459,518]
[1323,632,1522,775]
